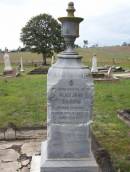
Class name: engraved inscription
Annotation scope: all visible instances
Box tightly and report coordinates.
[51,111,89,123]
[48,79,92,124]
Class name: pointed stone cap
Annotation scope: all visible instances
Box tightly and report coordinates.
[58,2,83,23]
[66,2,75,17]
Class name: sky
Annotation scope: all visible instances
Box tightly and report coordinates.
[0,0,130,50]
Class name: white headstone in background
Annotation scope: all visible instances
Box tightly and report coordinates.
[91,54,98,73]
[20,56,24,72]
[3,48,13,73]
[51,55,55,66]
[107,67,113,78]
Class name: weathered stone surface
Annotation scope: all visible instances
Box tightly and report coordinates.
[21,142,41,157]
[47,61,93,158]
[16,129,46,140]
[47,124,90,158]
[0,149,19,162]
[21,167,30,172]
[21,159,30,166]
[0,161,21,172]
[48,78,92,124]
[42,160,99,172]
[5,127,16,140]
[31,155,99,172]
[0,141,22,150]
[0,129,46,141]
[0,132,4,140]
[0,131,47,172]
[40,142,99,172]
[40,56,99,171]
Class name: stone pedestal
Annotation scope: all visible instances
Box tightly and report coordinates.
[40,54,99,172]
[41,142,98,172]
[39,2,99,172]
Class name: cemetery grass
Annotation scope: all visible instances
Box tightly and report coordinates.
[0,72,47,128]
[93,79,130,172]
[0,71,130,171]
[0,46,130,171]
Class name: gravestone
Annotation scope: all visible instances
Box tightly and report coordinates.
[20,56,24,72]
[51,55,55,66]
[40,2,99,172]
[107,67,113,78]
[3,48,13,75]
[16,65,21,77]
[91,54,98,73]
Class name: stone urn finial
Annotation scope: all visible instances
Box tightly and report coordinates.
[58,2,83,54]
[66,2,75,17]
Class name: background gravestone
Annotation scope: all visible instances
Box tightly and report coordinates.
[20,56,24,72]
[91,54,98,73]
[3,48,13,75]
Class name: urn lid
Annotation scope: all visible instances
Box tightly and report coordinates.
[58,2,83,25]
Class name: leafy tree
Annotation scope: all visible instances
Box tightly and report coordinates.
[83,40,88,48]
[74,44,81,48]
[122,42,127,46]
[20,14,65,65]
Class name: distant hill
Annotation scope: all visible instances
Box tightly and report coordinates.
[77,46,130,67]
[0,46,130,68]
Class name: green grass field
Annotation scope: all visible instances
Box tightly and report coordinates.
[0,46,130,171]
[0,74,47,128]
[94,80,130,171]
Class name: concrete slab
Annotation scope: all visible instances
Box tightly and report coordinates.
[21,141,41,157]
[113,73,130,79]
[30,156,40,172]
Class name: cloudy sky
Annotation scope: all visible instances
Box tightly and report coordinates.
[0,0,130,50]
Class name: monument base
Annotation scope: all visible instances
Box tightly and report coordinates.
[3,70,14,75]
[39,141,99,172]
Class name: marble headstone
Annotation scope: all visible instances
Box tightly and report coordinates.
[20,56,24,72]
[107,67,113,78]
[3,48,13,74]
[51,56,55,66]
[47,65,92,159]
[40,2,99,172]
[91,54,98,73]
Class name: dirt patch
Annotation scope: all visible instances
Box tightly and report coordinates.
[28,66,49,74]
[92,133,116,172]
[117,109,130,126]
